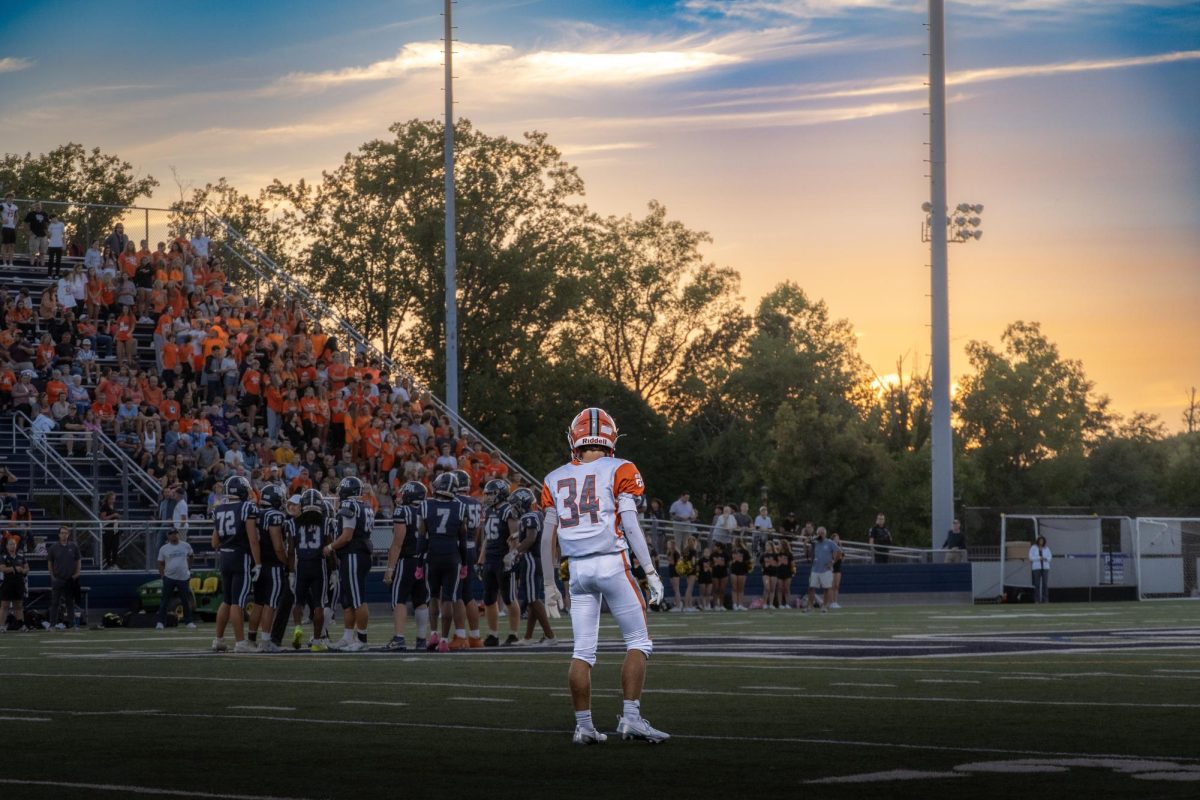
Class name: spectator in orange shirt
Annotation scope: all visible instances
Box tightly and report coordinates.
[114,306,137,368]
[288,467,313,495]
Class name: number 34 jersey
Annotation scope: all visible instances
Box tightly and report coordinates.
[540,456,644,559]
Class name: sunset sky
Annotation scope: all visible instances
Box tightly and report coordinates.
[1,0,1197,428]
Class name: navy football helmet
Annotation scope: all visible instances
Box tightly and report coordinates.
[451,469,471,496]
[508,487,535,514]
[337,476,364,501]
[399,480,428,506]
[432,472,456,499]
[224,475,251,501]
[260,484,284,510]
[483,478,510,507]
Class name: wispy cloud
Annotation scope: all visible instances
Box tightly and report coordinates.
[682,0,1194,20]
[0,56,33,73]
[274,38,742,94]
[686,49,1200,109]
[558,141,652,156]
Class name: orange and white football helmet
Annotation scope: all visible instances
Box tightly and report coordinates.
[567,407,619,456]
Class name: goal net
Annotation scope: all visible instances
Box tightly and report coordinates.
[1134,518,1200,600]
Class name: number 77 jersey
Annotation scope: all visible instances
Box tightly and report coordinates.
[540,456,645,559]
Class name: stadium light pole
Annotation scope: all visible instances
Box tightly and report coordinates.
[927,0,952,552]
[443,0,459,418]
[926,1,983,550]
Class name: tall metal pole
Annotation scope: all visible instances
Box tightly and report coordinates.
[928,0,953,549]
[443,0,459,417]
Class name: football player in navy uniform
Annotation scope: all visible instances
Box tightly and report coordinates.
[420,472,470,652]
[248,484,288,652]
[479,478,521,646]
[211,475,262,653]
[322,497,340,627]
[383,481,430,651]
[289,489,332,651]
[510,487,557,645]
[451,469,484,648]
[325,477,374,651]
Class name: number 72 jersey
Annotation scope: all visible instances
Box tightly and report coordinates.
[540,456,644,559]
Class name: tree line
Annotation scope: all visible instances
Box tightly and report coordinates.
[5,126,1198,543]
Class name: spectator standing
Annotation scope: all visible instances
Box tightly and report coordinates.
[1,535,30,630]
[709,541,728,611]
[734,502,753,538]
[46,213,66,278]
[776,539,795,609]
[0,193,17,267]
[729,537,751,611]
[644,497,667,552]
[677,535,698,612]
[760,542,777,609]
[668,491,697,538]
[99,492,120,569]
[190,229,210,260]
[696,547,712,611]
[779,511,798,535]
[825,533,844,609]
[868,512,893,564]
[1029,536,1052,603]
[664,538,682,611]
[47,525,82,629]
[24,202,50,269]
[155,528,196,630]
[804,527,841,613]
[752,505,773,555]
[942,518,967,563]
[713,504,737,546]
[104,223,128,262]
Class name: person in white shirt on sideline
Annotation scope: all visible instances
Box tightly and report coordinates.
[1029,536,1052,604]
[156,528,196,629]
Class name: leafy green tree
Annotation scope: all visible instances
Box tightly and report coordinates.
[956,321,1113,506]
[0,143,158,249]
[573,201,745,412]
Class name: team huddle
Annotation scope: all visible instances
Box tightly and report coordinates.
[207,406,669,745]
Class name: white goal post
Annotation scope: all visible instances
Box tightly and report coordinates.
[1134,518,1200,600]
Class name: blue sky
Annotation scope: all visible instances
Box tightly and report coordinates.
[2,0,1198,427]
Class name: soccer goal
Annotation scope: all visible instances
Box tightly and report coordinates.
[998,515,1136,602]
[1134,518,1200,600]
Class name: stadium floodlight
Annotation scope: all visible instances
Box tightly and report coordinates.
[921,202,983,244]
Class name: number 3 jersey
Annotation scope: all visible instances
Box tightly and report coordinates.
[540,456,645,559]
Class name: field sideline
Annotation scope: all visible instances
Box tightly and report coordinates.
[0,602,1197,799]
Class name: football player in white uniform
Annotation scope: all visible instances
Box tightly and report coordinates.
[540,408,668,745]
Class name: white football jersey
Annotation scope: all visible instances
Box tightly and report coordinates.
[541,456,645,559]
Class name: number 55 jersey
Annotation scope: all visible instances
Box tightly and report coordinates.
[540,456,644,559]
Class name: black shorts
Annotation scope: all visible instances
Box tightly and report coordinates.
[294,558,329,612]
[254,564,284,608]
[712,567,728,580]
[338,550,371,610]
[730,564,748,577]
[425,552,461,603]
[389,555,429,609]
[461,547,479,602]
[697,573,712,586]
[1,228,15,245]
[1,577,25,601]
[482,558,516,606]
[219,550,251,607]
[516,552,542,604]
[832,561,842,574]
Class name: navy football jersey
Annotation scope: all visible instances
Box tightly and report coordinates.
[258,508,288,566]
[459,495,482,556]
[483,503,516,560]
[420,498,468,557]
[393,505,420,558]
[518,509,543,553]
[214,500,257,552]
[294,512,327,563]
[337,498,375,555]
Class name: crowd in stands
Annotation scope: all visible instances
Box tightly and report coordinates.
[0,217,513,531]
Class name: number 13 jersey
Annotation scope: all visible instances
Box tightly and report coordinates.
[540,456,644,559]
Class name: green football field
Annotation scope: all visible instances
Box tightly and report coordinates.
[0,601,1198,799]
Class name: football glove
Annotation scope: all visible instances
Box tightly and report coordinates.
[413,565,424,581]
[646,571,665,608]
[544,583,563,618]
[287,570,297,593]
[250,564,262,584]
[329,569,340,594]
[502,551,517,572]
[458,564,468,580]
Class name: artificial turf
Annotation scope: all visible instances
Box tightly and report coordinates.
[0,602,1197,799]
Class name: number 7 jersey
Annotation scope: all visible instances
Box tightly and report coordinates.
[540,456,645,559]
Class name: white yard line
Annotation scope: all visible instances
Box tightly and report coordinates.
[917,679,981,684]
[829,682,897,688]
[229,705,296,711]
[340,700,407,707]
[0,778,318,800]
[448,697,514,703]
[0,715,50,722]
[3,706,1197,764]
